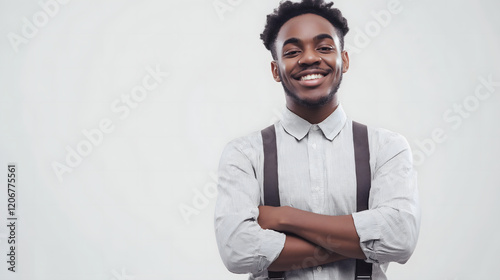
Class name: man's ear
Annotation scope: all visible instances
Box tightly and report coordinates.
[341,51,350,73]
[271,61,281,82]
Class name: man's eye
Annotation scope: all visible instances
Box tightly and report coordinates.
[318,46,334,52]
[284,50,300,57]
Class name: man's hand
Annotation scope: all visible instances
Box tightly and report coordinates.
[257,205,289,231]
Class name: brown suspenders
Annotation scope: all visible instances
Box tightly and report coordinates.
[352,121,373,280]
[262,124,281,207]
[261,121,372,280]
[261,124,286,280]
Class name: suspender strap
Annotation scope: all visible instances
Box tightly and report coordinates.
[261,122,373,280]
[353,121,373,280]
[262,125,281,207]
[261,125,285,279]
[353,121,371,212]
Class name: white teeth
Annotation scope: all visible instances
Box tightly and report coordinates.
[301,74,324,81]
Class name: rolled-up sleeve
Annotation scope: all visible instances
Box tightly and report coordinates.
[352,131,421,264]
[214,138,286,274]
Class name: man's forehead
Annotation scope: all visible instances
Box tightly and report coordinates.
[276,13,339,44]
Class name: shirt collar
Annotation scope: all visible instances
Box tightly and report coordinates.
[280,104,347,141]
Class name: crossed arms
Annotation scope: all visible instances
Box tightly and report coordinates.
[257,206,364,271]
[214,134,420,274]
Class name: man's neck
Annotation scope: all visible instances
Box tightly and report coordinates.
[285,97,339,124]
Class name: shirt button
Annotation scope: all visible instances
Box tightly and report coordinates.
[312,143,317,149]
[317,266,322,272]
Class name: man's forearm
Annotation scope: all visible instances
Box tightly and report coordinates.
[268,234,348,272]
[280,207,365,259]
[259,206,366,260]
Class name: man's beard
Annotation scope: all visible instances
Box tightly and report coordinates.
[280,73,343,108]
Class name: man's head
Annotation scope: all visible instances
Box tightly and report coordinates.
[261,0,349,60]
[261,0,350,109]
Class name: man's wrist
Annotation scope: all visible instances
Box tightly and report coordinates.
[278,206,294,232]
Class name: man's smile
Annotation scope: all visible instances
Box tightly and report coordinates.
[292,68,332,87]
[300,74,324,81]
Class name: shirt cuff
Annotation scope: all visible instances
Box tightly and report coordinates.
[256,229,286,272]
[352,210,382,263]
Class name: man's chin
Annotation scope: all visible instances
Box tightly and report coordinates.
[285,89,334,108]
[292,95,332,108]
[282,77,342,108]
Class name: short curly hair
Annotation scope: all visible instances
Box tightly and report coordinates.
[261,0,349,59]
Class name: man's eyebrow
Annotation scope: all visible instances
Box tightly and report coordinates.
[282,37,300,47]
[282,34,335,48]
[315,34,334,41]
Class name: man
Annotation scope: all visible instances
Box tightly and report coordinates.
[214,0,420,279]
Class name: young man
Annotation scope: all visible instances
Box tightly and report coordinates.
[214,1,420,279]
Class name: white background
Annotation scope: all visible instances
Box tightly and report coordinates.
[1,0,499,279]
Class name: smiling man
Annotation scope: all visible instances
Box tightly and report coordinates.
[214,1,420,279]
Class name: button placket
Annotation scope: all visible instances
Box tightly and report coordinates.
[308,126,325,212]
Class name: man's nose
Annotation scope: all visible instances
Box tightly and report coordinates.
[298,48,321,66]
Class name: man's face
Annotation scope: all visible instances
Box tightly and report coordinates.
[271,13,349,108]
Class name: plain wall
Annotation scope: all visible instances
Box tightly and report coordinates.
[1,0,499,279]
